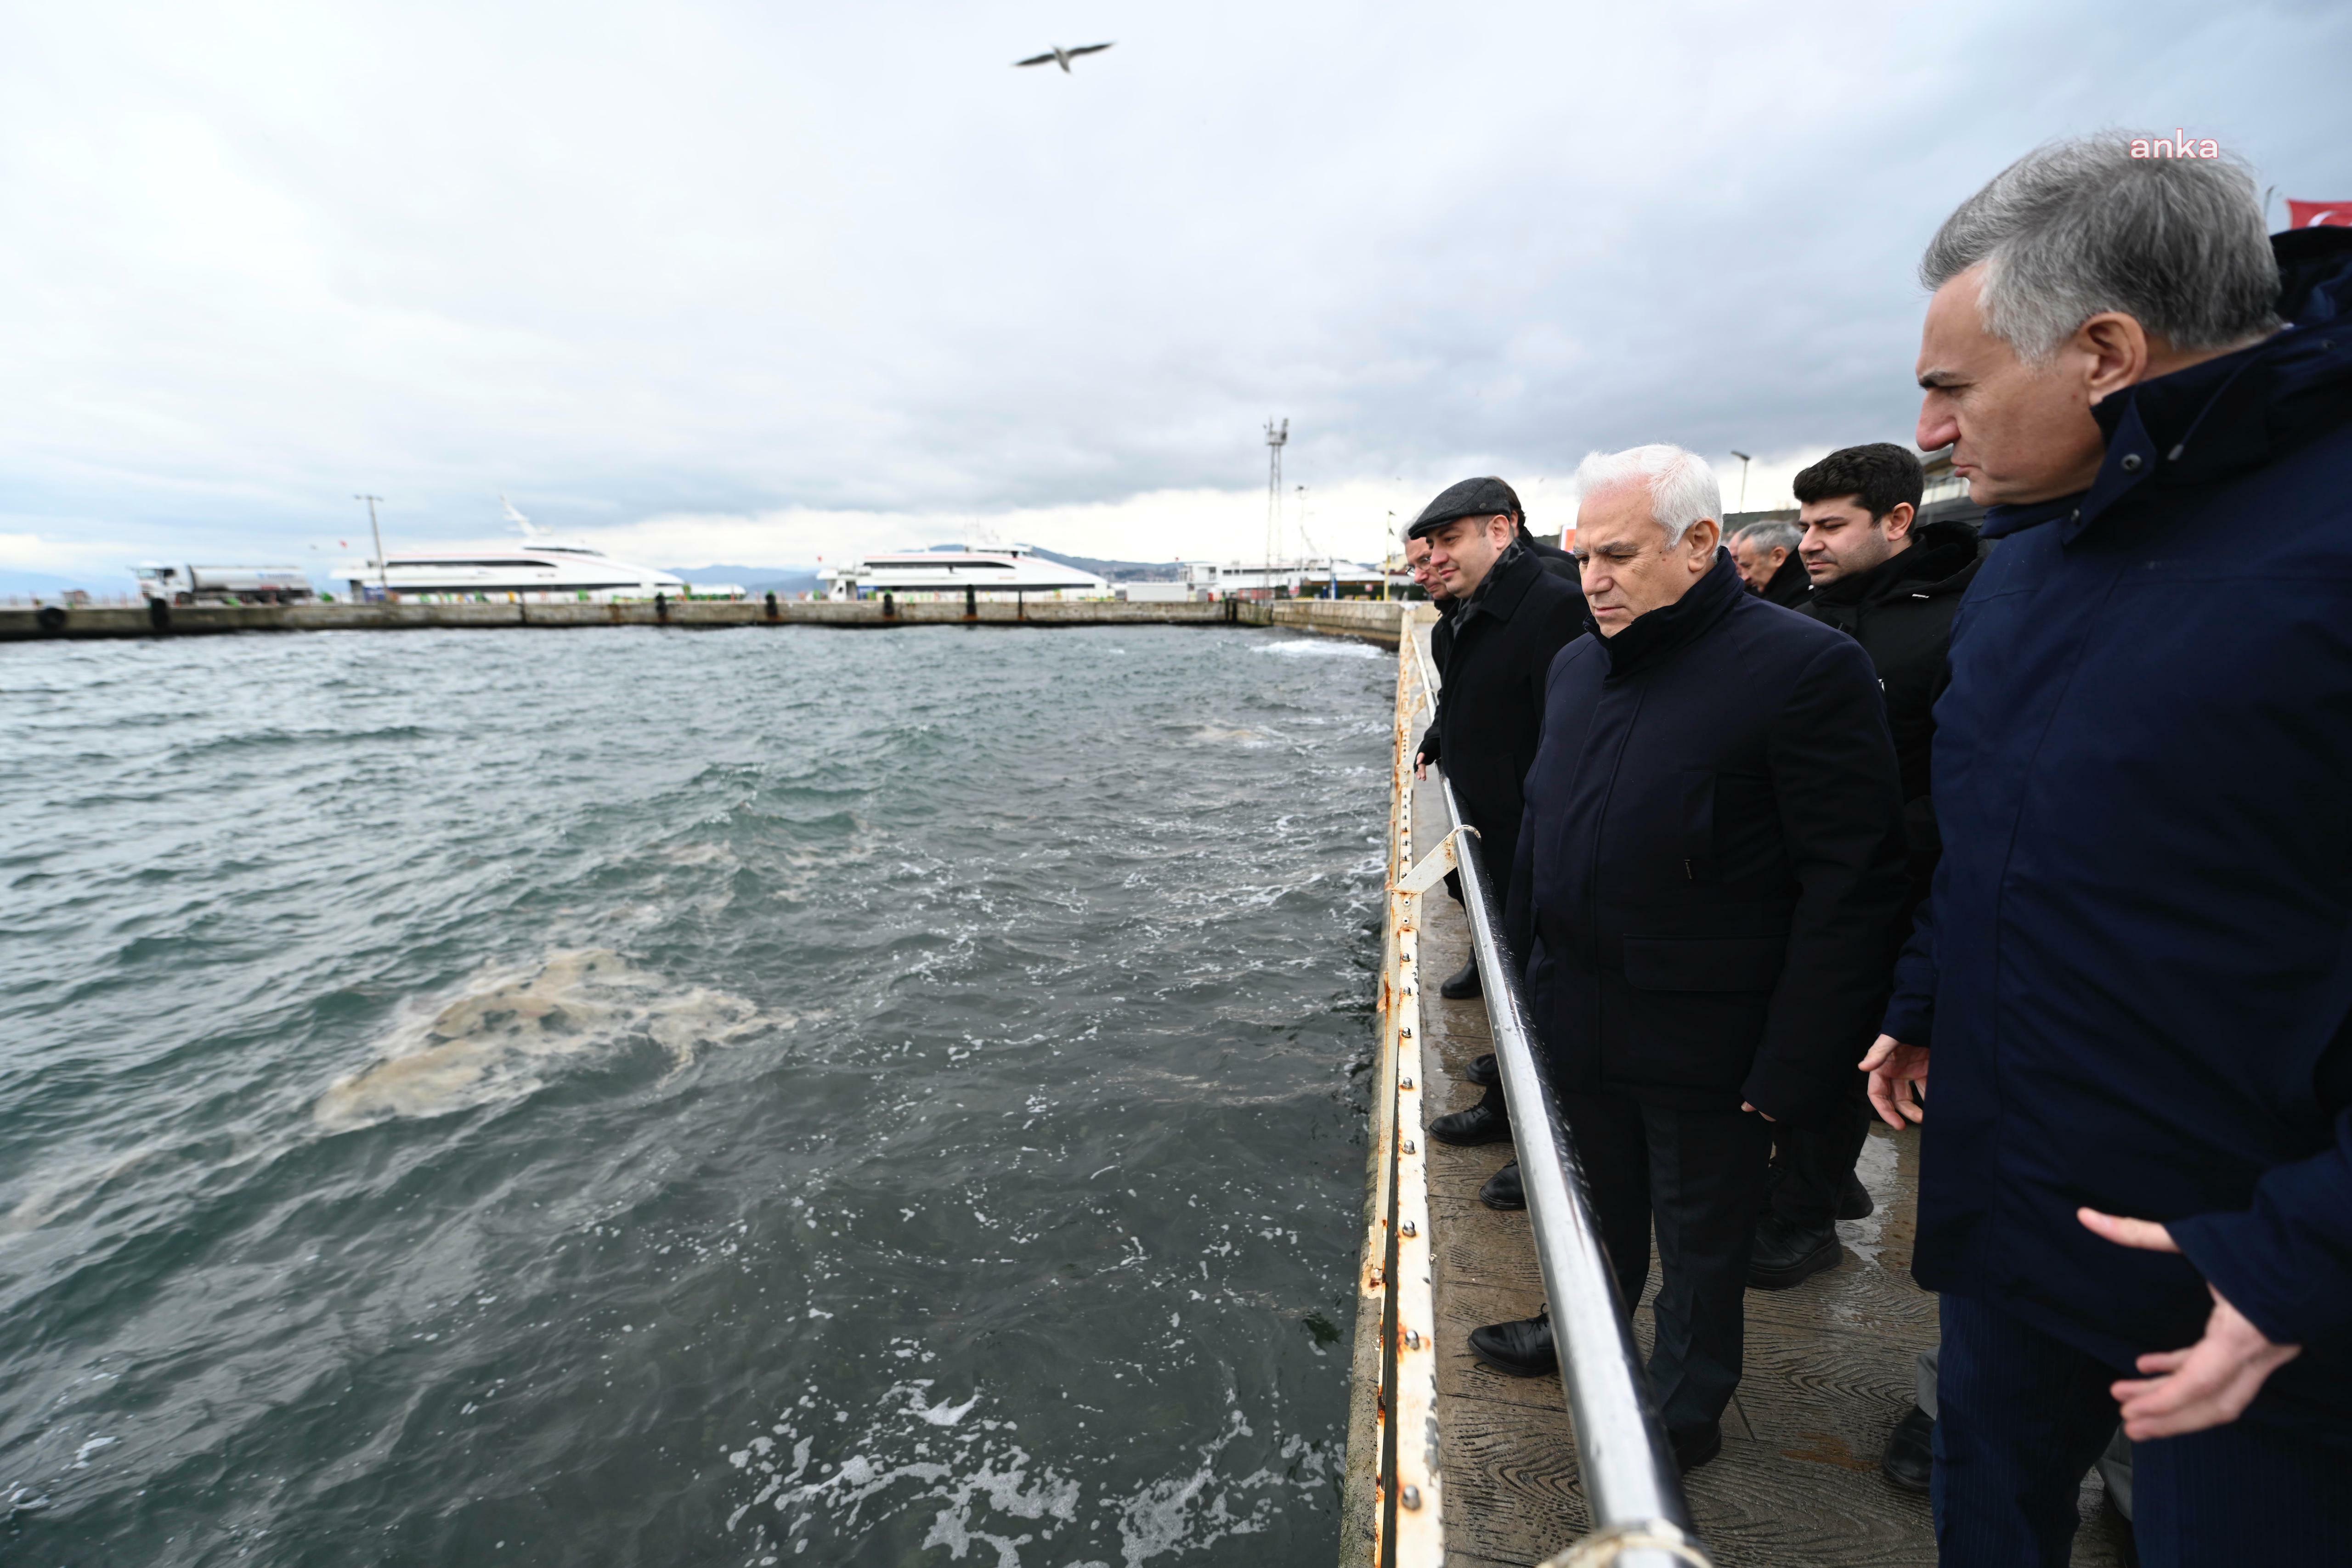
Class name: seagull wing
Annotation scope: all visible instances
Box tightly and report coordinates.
[1013,51,1056,66]
[1066,42,1114,56]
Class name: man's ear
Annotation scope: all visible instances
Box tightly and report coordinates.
[1883,502,1916,543]
[1686,517,1721,561]
[2077,312,2150,407]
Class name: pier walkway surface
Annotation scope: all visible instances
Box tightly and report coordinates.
[1343,615,2134,1567]
[0,595,1412,645]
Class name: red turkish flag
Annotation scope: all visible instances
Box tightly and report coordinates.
[2286,199,2352,229]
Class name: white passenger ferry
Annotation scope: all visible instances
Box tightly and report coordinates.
[331,500,733,604]
[821,543,1113,602]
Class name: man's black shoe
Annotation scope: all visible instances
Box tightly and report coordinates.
[1465,1053,1499,1087]
[1479,1160,1523,1211]
[1881,1405,1934,1493]
[1438,959,1482,1000]
[1467,1309,1554,1377]
[1672,1422,1723,1474]
[1838,1169,1875,1221]
[1747,1213,1842,1289]
[1428,1086,1512,1146]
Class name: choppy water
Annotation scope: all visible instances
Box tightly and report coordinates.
[0,624,1391,1567]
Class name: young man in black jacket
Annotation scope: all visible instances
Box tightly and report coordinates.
[1470,444,1908,1473]
[1747,444,1984,1293]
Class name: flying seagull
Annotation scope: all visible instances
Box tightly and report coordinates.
[1014,42,1113,73]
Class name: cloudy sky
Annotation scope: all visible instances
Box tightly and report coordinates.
[3,0,2343,586]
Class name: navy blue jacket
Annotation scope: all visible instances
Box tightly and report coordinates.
[1887,228,2352,1424]
[1510,553,1909,1122]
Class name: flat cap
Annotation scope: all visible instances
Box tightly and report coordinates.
[1407,476,1522,539]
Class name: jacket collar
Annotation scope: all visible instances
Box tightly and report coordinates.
[1988,228,2352,545]
[1453,541,1540,634]
[1595,550,1745,678]
[1809,519,1983,607]
[1761,550,1812,606]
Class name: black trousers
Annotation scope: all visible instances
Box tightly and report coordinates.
[1935,1292,2352,1567]
[1561,1091,1773,1441]
[1769,1069,1871,1227]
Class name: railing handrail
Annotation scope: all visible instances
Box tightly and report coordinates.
[1414,612,1703,1566]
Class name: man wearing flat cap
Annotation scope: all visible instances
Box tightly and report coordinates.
[1412,477,1590,1149]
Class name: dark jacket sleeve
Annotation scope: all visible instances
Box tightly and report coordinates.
[2169,994,2352,1348]
[1417,615,1453,763]
[1880,871,1939,1046]
[2171,1106,2352,1348]
[1742,639,1910,1122]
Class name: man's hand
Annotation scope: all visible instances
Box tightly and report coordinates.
[1739,1101,1776,1122]
[1414,756,1430,780]
[1859,1034,1928,1128]
[2077,1207,2304,1439]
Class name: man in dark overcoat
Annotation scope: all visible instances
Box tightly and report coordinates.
[1469,443,1907,1475]
[1728,519,1808,606]
[1863,140,2352,1562]
[1406,479,1588,1152]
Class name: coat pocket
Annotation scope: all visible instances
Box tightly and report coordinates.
[1621,935,1784,993]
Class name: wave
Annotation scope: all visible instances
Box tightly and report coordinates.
[312,948,762,1130]
[1253,638,1382,659]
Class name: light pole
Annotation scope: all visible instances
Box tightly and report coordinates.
[354,494,388,598]
[1728,451,1752,513]
[1263,418,1288,600]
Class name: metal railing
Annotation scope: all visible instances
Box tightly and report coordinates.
[1412,615,1708,1568]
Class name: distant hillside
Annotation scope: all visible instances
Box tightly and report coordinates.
[0,568,96,598]
[1028,549,1184,583]
[666,564,824,596]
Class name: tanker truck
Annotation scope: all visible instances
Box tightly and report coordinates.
[132,563,317,605]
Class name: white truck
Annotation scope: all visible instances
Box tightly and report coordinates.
[133,564,317,605]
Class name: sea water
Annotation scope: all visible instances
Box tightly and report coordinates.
[0,623,1390,1566]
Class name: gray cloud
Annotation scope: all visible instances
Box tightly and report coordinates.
[2,0,2344,572]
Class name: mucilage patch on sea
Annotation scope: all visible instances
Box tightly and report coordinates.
[313,948,765,1129]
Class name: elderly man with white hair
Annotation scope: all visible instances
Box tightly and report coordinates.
[1466,443,1908,1474]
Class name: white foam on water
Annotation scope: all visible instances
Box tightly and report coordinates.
[311,948,762,1130]
[1185,726,1272,748]
[4,1142,170,1232]
[719,1383,1329,1568]
[1254,638,1382,659]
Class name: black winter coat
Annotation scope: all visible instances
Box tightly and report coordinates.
[1757,551,1811,609]
[1413,598,1458,766]
[1800,520,1984,913]
[1432,545,1588,885]
[1509,553,1908,1122]
[1521,529,1581,584]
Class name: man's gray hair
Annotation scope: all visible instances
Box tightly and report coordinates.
[1732,519,1802,555]
[1573,444,1721,546]
[1921,134,2279,363]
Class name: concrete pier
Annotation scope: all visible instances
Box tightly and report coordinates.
[0,597,1413,645]
[1343,618,2136,1567]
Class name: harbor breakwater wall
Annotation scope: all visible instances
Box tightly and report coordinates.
[1,596,1412,646]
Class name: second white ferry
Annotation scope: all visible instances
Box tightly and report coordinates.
[821,543,1113,602]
